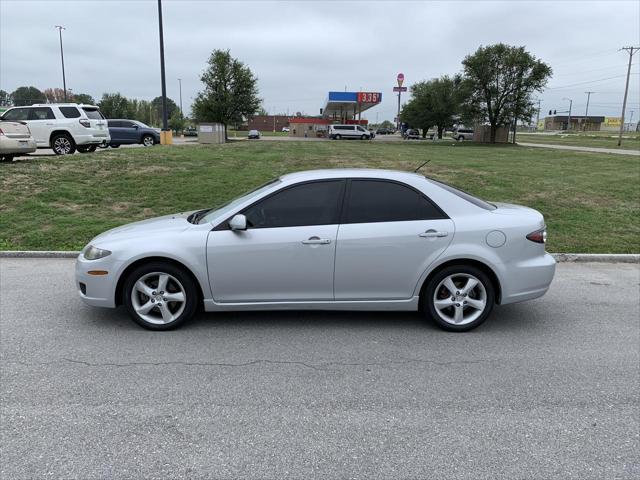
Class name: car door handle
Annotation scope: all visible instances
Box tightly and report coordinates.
[302,236,331,245]
[419,230,448,238]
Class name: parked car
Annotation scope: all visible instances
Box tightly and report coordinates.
[183,126,198,137]
[452,128,474,141]
[0,103,109,155]
[0,120,37,161]
[328,124,373,140]
[76,168,555,332]
[106,119,160,148]
[248,129,261,139]
[376,128,392,135]
[281,127,290,133]
[404,128,421,140]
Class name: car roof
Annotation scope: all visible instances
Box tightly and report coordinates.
[279,168,426,183]
[29,103,99,108]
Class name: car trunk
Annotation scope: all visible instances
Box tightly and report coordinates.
[81,107,108,134]
[0,121,31,138]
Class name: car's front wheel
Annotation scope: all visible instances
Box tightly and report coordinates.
[457,136,464,142]
[123,262,198,330]
[51,133,76,155]
[142,134,156,147]
[423,265,495,332]
[334,134,342,140]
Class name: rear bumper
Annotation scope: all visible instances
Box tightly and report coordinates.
[0,137,37,154]
[500,253,556,305]
[75,133,111,146]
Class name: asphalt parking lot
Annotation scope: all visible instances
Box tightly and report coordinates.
[1,259,638,479]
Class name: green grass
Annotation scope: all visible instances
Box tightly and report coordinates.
[1,141,639,253]
[518,131,640,150]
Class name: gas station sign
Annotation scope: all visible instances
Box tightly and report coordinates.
[357,92,381,103]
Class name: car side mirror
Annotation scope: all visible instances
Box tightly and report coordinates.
[229,214,247,231]
[132,125,139,129]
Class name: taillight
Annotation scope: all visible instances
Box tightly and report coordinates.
[79,119,91,128]
[526,227,547,244]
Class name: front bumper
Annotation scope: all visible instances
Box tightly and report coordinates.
[500,253,556,305]
[75,253,121,308]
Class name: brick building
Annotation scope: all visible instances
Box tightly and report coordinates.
[247,115,289,132]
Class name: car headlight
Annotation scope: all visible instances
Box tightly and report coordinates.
[83,245,112,260]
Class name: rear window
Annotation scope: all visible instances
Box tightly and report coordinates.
[59,106,80,118]
[82,108,104,120]
[428,178,496,211]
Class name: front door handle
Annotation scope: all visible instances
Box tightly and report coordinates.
[302,236,331,245]
[419,230,448,238]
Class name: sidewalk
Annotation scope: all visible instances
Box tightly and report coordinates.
[518,142,640,156]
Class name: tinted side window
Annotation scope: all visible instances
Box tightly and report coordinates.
[82,108,103,119]
[29,107,55,120]
[2,108,29,121]
[107,120,120,127]
[59,106,80,118]
[345,180,445,224]
[243,180,344,229]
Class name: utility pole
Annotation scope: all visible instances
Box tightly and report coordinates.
[55,26,67,102]
[157,0,169,137]
[535,99,541,131]
[562,97,573,131]
[178,78,183,116]
[584,91,595,131]
[618,46,639,146]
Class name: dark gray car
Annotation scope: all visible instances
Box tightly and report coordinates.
[106,119,160,148]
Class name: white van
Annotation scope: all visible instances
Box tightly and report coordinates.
[328,124,373,140]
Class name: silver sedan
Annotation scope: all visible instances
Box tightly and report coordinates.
[76,169,555,331]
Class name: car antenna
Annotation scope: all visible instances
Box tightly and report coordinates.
[414,159,431,173]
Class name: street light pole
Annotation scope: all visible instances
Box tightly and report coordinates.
[178,78,183,116]
[55,26,67,102]
[157,0,169,134]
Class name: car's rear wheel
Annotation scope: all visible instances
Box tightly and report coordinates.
[423,265,495,332]
[110,144,120,148]
[142,135,155,146]
[0,154,14,162]
[51,133,76,155]
[123,262,198,330]
[77,145,97,153]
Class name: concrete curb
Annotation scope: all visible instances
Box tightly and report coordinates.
[0,251,638,263]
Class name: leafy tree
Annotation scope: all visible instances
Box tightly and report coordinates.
[461,43,552,143]
[151,96,179,126]
[98,92,133,119]
[0,90,11,106]
[73,93,96,105]
[192,49,261,139]
[168,111,186,132]
[401,75,463,138]
[11,86,46,106]
[43,88,72,103]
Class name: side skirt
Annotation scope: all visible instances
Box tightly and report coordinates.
[203,297,420,312]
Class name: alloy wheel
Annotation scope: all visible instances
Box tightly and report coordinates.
[433,273,487,326]
[143,136,154,146]
[54,137,72,154]
[130,272,186,325]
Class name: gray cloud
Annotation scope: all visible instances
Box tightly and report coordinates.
[1,0,638,121]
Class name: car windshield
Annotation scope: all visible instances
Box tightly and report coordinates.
[198,179,282,224]
[427,177,497,210]
[134,120,150,128]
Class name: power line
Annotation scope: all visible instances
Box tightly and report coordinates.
[545,73,638,90]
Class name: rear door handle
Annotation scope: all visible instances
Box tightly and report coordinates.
[419,230,448,238]
[302,236,331,245]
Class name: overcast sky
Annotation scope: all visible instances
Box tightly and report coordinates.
[1,0,639,122]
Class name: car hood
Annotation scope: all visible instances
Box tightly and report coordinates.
[91,211,196,244]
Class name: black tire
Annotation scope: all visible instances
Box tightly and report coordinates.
[142,134,155,147]
[334,134,342,140]
[361,134,367,140]
[123,261,199,331]
[110,144,120,148]
[457,136,464,142]
[51,133,76,155]
[422,265,495,332]
[0,155,14,162]
[77,145,98,153]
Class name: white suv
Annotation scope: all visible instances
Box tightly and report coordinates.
[328,124,373,140]
[0,103,110,155]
